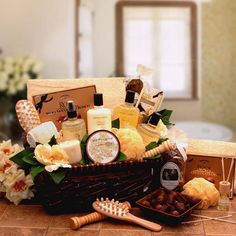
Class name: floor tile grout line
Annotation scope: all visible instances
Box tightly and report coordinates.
[0,226,48,229]
[0,204,9,221]
[44,226,49,236]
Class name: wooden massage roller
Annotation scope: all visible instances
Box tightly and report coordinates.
[15,100,41,133]
[142,140,176,158]
[69,201,131,230]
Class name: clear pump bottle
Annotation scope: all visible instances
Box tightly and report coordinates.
[137,112,162,145]
[62,101,86,141]
[113,90,139,128]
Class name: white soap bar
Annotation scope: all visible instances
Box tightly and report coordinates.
[27,121,58,147]
[59,140,82,164]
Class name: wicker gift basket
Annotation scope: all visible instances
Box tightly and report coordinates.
[5,77,183,214]
[34,159,162,214]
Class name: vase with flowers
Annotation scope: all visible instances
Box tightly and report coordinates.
[0,55,42,141]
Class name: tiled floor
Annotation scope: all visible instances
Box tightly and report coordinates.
[0,198,235,236]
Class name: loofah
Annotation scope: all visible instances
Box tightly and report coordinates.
[182,177,220,209]
[112,128,145,160]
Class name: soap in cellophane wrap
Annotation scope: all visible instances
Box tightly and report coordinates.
[124,64,164,116]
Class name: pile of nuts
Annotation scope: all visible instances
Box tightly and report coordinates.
[140,188,199,216]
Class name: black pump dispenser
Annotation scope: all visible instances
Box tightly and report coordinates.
[148,112,162,126]
[94,93,103,106]
[67,101,77,119]
[125,90,135,104]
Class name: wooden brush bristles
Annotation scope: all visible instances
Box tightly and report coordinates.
[70,200,131,230]
[142,140,175,158]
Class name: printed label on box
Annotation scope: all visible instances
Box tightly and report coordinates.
[32,85,96,130]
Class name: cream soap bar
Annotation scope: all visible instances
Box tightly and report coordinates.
[27,121,58,147]
[59,140,82,164]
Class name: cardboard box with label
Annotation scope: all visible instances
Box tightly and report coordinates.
[32,86,96,130]
[186,139,236,198]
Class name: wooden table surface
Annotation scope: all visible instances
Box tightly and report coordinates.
[0,197,236,236]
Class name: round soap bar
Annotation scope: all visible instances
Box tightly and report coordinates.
[86,130,120,164]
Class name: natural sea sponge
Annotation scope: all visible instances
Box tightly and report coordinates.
[112,128,145,160]
[182,177,220,209]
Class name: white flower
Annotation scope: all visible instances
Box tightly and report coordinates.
[0,72,8,91]
[7,79,17,95]
[0,140,22,157]
[32,61,43,74]
[3,64,14,74]
[22,56,35,72]
[4,169,34,205]
[45,163,71,172]
[34,144,69,166]
[4,57,14,65]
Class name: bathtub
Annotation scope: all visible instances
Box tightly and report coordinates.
[174,121,234,142]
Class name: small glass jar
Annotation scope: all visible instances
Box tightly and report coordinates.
[217,181,231,211]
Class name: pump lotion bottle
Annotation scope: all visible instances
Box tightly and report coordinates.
[87,93,111,135]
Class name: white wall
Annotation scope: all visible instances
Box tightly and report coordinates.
[0,0,202,121]
[0,0,76,79]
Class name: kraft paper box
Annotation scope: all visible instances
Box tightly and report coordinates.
[27,78,126,110]
[32,86,96,130]
[186,139,236,198]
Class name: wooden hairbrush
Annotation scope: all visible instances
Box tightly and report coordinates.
[69,201,131,230]
[93,198,162,232]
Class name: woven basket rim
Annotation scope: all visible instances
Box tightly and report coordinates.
[72,159,157,168]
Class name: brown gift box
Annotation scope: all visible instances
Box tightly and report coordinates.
[186,139,236,198]
[32,86,96,130]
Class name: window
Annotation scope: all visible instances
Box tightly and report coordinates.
[116,1,197,99]
[78,1,94,77]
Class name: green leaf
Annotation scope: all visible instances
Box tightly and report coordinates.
[48,168,68,184]
[112,118,120,129]
[48,135,57,146]
[79,159,86,165]
[144,154,161,160]
[116,152,127,162]
[157,138,169,145]
[30,166,45,178]
[22,153,39,166]
[81,134,89,145]
[80,134,91,164]
[145,142,158,151]
[10,148,35,170]
[142,114,150,124]
[159,109,174,127]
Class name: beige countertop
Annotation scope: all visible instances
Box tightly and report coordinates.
[0,197,236,236]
